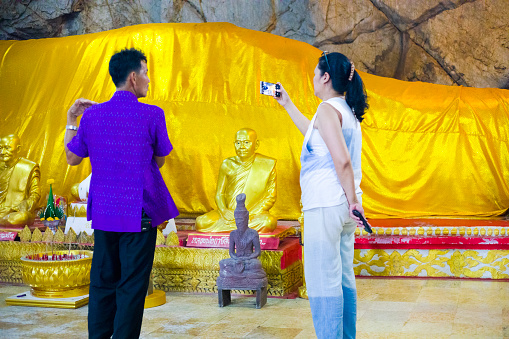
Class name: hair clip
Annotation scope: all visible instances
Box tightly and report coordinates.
[348,62,355,81]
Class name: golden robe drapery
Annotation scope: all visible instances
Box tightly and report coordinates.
[0,23,507,219]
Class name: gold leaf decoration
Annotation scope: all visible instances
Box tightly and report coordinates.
[156,229,165,246]
[77,232,87,244]
[64,227,77,243]
[31,228,42,242]
[166,231,180,247]
[53,229,65,243]
[19,226,32,242]
[41,228,53,242]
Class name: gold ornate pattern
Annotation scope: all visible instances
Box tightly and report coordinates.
[64,228,77,243]
[41,228,53,242]
[152,246,302,296]
[53,229,65,243]
[31,228,42,242]
[166,232,180,246]
[274,226,297,239]
[354,249,509,279]
[20,226,32,242]
[77,231,94,245]
[0,242,65,283]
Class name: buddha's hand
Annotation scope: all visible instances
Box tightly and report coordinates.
[273,82,292,107]
[219,208,234,222]
[0,206,11,215]
[68,98,97,122]
[12,200,28,212]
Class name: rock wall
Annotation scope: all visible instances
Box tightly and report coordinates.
[1,0,508,88]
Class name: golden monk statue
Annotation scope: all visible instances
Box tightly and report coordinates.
[70,173,91,202]
[196,128,277,233]
[0,134,41,227]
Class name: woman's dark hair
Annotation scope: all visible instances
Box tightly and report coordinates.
[109,48,147,87]
[317,52,369,122]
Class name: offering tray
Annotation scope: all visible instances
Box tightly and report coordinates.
[20,250,93,298]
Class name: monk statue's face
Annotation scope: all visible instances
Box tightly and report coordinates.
[234,129,259,161]
[0,135,21,165]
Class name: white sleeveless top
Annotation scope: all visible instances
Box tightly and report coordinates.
[300,97,363,210]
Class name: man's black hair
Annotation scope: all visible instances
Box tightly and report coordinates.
[108,48,147,87]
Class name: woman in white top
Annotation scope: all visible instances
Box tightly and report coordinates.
[275,52,369,339]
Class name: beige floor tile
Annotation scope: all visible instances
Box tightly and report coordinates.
[408,311,456,323]
[356,319,405,334]
[503,307,509,320]
[356,309,366,320]
[367,310,411,322]
[401,321,453,336]
[293,327,317,339]
[460,279,504,290]
[454,308,504,326]
[411,302,457,313]
[356,333,407,339]
[260,314,314,329]
[452,322,504,337]
[367,300,415,312]
[424,279,461,288]
[357,288,380,301]
[503,325,509,337]
[416,290,460,304]
[1,278,507,338]
[456,303,504,319]
[375,292,419,302]
[197,322,259,338]
[246,326,303,338]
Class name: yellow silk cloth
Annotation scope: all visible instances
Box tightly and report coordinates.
[0,23,507,219]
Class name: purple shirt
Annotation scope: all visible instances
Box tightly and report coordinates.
[67,91,179,232]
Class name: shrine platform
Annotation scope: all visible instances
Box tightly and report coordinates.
[1,217,508,297]
[352,218,509,279]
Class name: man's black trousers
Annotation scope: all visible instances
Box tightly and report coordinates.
[88,226,157,339]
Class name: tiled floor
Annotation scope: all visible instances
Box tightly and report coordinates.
[0,278,508,338]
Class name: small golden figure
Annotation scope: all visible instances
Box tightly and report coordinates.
[0,134,41,228]
[196,128,277,233]
[70,173,91,202]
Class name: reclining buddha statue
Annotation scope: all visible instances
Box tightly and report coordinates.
[0,134,41,228]
[196,128,277,233]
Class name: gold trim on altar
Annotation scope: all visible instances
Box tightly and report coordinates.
[354,226,509,237]
[354,249,509,279]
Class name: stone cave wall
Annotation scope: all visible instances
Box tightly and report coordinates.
[0,0,508,88]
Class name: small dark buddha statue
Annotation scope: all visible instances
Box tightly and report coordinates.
[217,193,267,289]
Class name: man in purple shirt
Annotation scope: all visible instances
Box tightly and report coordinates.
[64,48,179,339]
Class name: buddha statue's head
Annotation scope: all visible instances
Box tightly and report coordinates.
[234,193,249,231]
[0,134,21,166]
[234,128,259,162]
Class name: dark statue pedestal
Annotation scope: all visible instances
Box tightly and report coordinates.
[217,285,268,309]
[217,276,268,309]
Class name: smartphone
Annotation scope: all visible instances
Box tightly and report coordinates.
[260,81,280,97]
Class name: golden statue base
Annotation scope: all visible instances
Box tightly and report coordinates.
[6,291,89,309]
[152,237,303,297]
[144,289,166,308]
[31,285,89,299]
[298,285,308,299]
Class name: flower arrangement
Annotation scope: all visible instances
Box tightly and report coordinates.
[39,179,64,221]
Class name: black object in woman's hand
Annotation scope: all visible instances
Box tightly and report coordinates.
[352,210,373,234]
